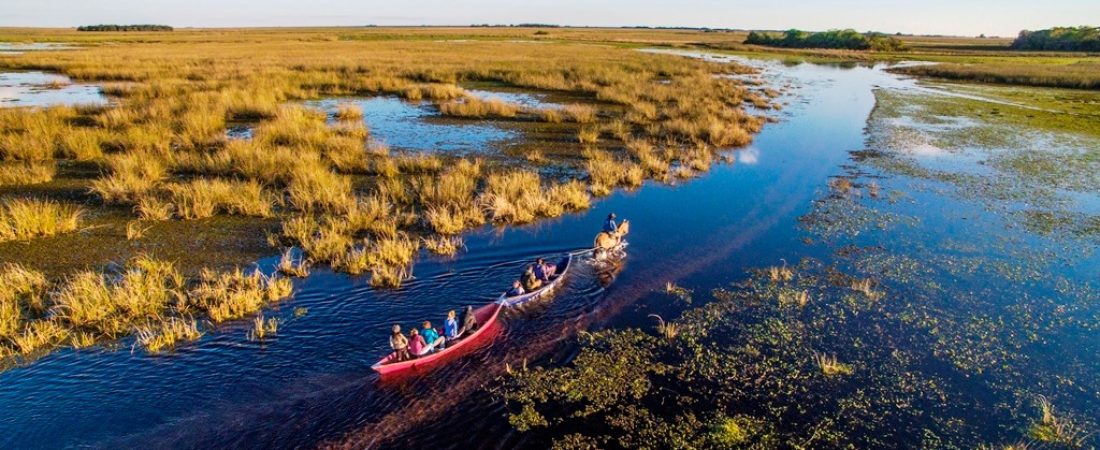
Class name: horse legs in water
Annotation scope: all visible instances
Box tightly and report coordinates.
[593,247,608,260]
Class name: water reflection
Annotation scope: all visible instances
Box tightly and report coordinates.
[737,147,761,165]
[466,89,562,110]
[0,43,75,54]
[0,72,108,107]
[307,97,517,153]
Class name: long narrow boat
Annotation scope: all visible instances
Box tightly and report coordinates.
[371,302,503,377]
[497,254,572,308]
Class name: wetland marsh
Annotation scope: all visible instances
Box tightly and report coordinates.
[0,27,1098,450]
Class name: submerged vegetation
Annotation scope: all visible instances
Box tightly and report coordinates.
[499,88,1100,445]
[501,255,1099,448]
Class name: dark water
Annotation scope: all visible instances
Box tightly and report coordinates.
[2,56,1059,449]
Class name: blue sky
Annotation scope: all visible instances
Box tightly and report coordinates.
[2,0,1096,37]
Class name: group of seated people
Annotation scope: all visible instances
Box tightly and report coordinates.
[388,305,479,362]
[506,257,558,297]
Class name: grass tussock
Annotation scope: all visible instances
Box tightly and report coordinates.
[135,196,173,221]
[548,180,591,210]
[334,233,419,287]
[0,161,57,187]
[423,235,464,256]
[585,151,644,196]
[0,264,49,340]
[290,218,354,263]
[1028,395,1087,447]
[52,256,185,336]
[813,352,854,377]
[476,171,592,223]
[626,139,669,177]
[648,314,680,340]
[135,318,201,353]
[287,165,356,213]
[334,103,364,121]
[766,263,794,283]
[340,196,399,237]
[167,178,273,219]
[248,315,279,341]
[9,320,69,356]
[478,171,551,224]
[426,204,486,235]
[0,254,297,360]
[276,249,311,277]
[577,127,600,145]
[415,159,486,234]
[0,198,83,243]
[562,104,597,123]
[90,152,167,204]
[188,268,292,323]
[439,97,519,118]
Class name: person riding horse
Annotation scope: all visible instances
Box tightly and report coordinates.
[594,214,629,259]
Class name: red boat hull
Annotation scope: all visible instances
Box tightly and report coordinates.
[371,302,503,377]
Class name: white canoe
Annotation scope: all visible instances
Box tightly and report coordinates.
[496,254,572,307]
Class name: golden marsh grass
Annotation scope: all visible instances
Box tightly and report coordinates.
[0,198,83,243]
[0,26,768,365]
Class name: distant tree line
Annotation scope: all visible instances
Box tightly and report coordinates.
[77,24,173,32]
[470,23,560,28]
[745,29,907,51]
[1011,26,1100,51]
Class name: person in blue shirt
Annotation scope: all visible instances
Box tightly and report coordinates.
[602,213,617,234]
[421,320,444,351]
[444,310,459,341]
[533,257,556,282]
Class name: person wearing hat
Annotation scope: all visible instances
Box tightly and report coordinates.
[602,213,618,234]
[389,324,410,362]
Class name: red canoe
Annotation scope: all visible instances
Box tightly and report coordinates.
[371,302,503,377]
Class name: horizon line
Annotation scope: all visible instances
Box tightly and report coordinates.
[0,24,1025,38]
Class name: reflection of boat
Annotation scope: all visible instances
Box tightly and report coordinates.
[371,302,503,377]
[497,254,572,308]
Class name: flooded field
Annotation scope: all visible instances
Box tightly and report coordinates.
[0,71,108,107]
[1,40,1098,449]
[306,97,518,154]
[0,43,75,55]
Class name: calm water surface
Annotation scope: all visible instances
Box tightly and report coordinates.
[306,97,517,154]
[4,55,1084,449]
[0,71,108,107]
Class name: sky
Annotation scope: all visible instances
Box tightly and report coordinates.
[1,0,1096,37]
